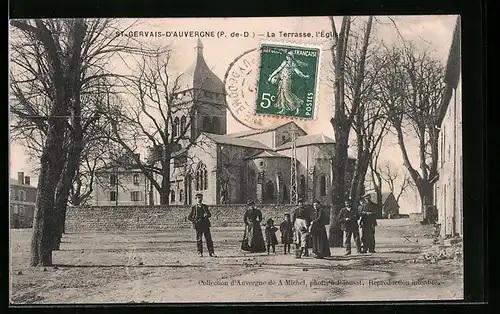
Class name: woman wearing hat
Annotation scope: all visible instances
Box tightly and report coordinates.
[309,200,331,259]
[241,200,266,253]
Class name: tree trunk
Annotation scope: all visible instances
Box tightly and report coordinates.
[329,133,349,247]
[30,120,67,266]
[160,154,171,205]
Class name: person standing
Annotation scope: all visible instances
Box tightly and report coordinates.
[292,198,311,257]
[359,194,378,253]
[241,200,267,253]
[264,218,279,255]
[279,213,294,254]
[309,200,331,259]
[187,193,217,257]
[339,199,361,255]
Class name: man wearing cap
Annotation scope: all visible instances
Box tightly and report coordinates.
[188,193,216,257]
[292,198,312,257]
[338,199,361,255]
[359,194,378,253]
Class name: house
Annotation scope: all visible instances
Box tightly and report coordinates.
[431,17,463,239]
[10,172,36,228]
[366,192,400,219]
[93,154,150,206]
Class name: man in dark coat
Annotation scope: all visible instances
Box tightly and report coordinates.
[359,194,378,253]
[188,193,216,257]
[338,199,361,255]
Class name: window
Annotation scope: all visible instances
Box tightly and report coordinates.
[212,116,220,134]
[13,205,19,214]
[283,184,289,200]
[202,116,211,132]
[173,117,179,137]
[18,190,26,201]
[319,175,327,196]
[110,191,117,202]
[110,174,117,185]
[133,174,140,185]
[299,175,306,198]
[179,190,184,203]
[195,162,208,191]
[180,116,187,135]
[170,190,176,203]
[19,205,25,215]
[10,189,14,200]
[131,191,142,201]
[248,169,256,185]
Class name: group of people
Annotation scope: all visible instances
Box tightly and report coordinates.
[187,193,378,259]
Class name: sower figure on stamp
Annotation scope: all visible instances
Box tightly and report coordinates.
[188,193,217,257]
[267,51,310,115]
[359,194,378,253]
[339,199,361,255]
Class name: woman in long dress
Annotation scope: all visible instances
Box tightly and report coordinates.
[267,51,310,115]
[310,200,331,259]
[241,200,267,253]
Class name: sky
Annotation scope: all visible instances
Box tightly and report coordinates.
[9,15,459,213]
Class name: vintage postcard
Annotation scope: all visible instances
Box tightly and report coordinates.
[9,16,463,304]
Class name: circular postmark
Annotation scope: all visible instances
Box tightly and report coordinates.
[223,48,284,130]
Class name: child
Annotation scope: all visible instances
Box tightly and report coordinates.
[264,218,279,254]
[298,226,310,258]
[279,213,294,254]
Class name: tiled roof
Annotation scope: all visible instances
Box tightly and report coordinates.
[227,121,303,138]
[202,133,271,150]
[276,133,335,150]
[245,150,290,159]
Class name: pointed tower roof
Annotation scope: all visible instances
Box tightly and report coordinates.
[177,39,225,94]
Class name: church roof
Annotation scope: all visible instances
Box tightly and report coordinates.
[176,39,225,95]
[201,133,271,150]
[276,133,335,150]
[227,121,304,138]
[245,150,290,159]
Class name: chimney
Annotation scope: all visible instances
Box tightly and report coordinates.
[17,172,24,185]
[24,176,31,185]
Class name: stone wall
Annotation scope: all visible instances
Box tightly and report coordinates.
[65,204,332,233]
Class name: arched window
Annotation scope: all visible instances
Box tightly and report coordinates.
[179,189,184,203]
[170,190,176,203]
[202,116,211,132]
[180,116,187,136]
[283,184,289,201]
[173,117,179,137]
[248,169,256,185]
[212,116,220,134]
[264,181,275,202]
[320,175,327,196]
[196,162,208,191]
[299,175,306,198]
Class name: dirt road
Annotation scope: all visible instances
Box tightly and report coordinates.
[10,219,463,304]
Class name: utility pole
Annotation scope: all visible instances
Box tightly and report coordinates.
[290,132,298,204]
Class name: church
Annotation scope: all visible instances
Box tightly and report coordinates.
[93,39,355,206]
[150,39,356,206]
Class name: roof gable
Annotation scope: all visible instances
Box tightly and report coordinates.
[200,132,271,150]
[276,133,335,150]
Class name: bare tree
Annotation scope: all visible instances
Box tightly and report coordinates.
[380,162,413,204]
[9,18,142,265]
[328,16,373,246]
[377,39,445,223]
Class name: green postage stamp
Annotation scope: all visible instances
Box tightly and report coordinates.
[256,42,321,119]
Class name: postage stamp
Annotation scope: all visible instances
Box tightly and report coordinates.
[255,42,321,119]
